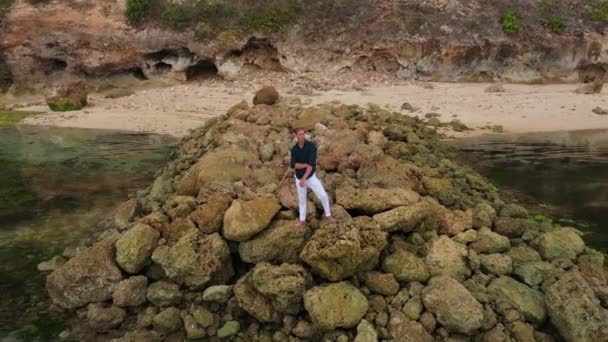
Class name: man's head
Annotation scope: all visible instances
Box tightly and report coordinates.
[294,127,306,145]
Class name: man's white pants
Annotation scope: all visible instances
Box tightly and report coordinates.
[295,173,331,221]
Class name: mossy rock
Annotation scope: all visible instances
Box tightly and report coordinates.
[46,97,88,112]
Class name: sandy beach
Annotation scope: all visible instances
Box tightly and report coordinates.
[10,78,608,137]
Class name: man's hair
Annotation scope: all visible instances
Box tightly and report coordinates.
[293,127,305,134]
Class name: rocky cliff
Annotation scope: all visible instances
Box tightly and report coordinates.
[40,96,608,341]
[1,0,608,92]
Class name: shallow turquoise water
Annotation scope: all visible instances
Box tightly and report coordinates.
[0,125,176,340]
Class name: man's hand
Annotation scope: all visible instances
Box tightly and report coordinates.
[299,178,306,188]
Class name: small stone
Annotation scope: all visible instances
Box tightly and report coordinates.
[192,306,215,328]
[401,102,415,111]
[480,253,513,276]
[292,320,317,339]
[402,297,423,320]
[354,319,378,342]
[146,281,182,307]
[182,314,206,339]
[217,321,241,338]
[375,312,389,327]
[362,271,400,296]
[113,276,148,307]
[419,312,436,333]
[202,285,233,303]
[153,307,182,333]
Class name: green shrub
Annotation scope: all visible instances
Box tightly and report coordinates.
[161,2,190,26]
[195,0,238,19]
[244,0,300,33]
[125,0,152,24]
[593,0,608,22]
[542,16,566,33]
[501,10,521,34]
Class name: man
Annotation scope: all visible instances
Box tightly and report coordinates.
[290,127,334,226]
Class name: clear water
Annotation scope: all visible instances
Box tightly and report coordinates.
[453,129,608,250]
[0,125,176,340]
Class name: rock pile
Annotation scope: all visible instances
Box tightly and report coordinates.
[41,96,608,341]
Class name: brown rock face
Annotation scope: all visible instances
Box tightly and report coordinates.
[47,241,123,309]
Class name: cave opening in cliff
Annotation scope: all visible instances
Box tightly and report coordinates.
[186,59,218,81]
[39,58,68,75]
[131,68,147,80]
[577,64,606,83]
[228,37,285,72]
[154,62,172,74]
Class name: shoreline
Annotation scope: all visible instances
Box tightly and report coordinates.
[3,77,607,138]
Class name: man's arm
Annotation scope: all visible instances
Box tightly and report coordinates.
[290,147,309,170]
[294,162,309,169]
[301,165,313,180]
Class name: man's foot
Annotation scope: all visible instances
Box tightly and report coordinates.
[323,216,336,223]
[295,220,306,228]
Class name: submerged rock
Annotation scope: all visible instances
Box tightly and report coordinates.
[47,241,123,309]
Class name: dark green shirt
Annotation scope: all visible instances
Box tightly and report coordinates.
[290,140,317,180]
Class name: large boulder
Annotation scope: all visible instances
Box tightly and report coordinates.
[469,227,511,254]
[439,209,473,236]
[234,263,312,322]
[372,202,431,232]
[421,276,484,335]
[479,253,513,276]
[336,184,420,215]
[421,176,455,206]
[239,220,309,264]
[361,271,400,296]
[303,282,368,330]
[532,227,585,261]
[382,248,430,283]
[223,197,280,241]
[425,236,471,282]
[513,261,556,287]
[473,202,497,228]
[494,217,536,237]
[508,245,543,266]
[253,86,279,105]
[488,276,546,325]
[189,193,233,234]
[545,270,608,342]
[115,223,160,274]
[47,241,123,309]
[151,231,233,289]
[46,81,88,111]
[388,309,433,342]
[175,144,259,197]
[357,155,420,190]
[300,217,387,281]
